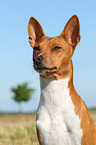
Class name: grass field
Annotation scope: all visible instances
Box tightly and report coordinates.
[0,110,96,145]
[0,114,39,145]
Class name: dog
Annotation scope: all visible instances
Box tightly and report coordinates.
[28,15,96,145]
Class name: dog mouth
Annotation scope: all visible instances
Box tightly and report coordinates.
[34,64,57,74]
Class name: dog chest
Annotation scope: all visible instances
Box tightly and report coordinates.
[36,77,83,145]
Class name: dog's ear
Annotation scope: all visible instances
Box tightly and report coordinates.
[28,17,45,48]
[61,15,80,47]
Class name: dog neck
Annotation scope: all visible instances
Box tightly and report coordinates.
[39,63,74,108]
[40,60,74,91]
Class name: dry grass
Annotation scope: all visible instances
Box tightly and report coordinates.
[88,109,96,123]
[0,110,96,145]
[0,115,39,145]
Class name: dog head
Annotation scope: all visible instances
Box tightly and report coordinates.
[28,15,80,78]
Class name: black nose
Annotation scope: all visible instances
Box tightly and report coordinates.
[33,55,44,64]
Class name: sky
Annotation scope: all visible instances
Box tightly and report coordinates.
[0,0,96,112]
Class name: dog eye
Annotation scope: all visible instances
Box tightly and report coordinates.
[52,46,62,50]
[29,37,32,40]
[34,46,40,51]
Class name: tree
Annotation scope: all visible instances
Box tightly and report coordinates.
[11,82,35,113]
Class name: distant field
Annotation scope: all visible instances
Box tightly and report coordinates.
[0,110,96,145]
[0,115,39,145]
[88,109,96,123]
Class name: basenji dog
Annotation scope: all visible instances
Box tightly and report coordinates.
[28,15,96,145]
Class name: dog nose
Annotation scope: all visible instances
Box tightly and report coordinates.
[33,55,44,64]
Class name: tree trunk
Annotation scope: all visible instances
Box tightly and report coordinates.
[19,102,22,113]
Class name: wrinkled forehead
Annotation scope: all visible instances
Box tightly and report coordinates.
[36,36,66,50]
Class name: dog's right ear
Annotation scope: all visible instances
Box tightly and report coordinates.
[28,17,45,48]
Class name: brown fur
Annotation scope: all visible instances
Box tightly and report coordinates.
[28,15,96,145]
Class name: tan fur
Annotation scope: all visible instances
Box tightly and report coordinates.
[28,15,96,145]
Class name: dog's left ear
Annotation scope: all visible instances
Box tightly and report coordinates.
[28,17,45,48]
[61,15,80,48]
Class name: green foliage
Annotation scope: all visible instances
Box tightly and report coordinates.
[11,83,34,103]
[11,82,35,112]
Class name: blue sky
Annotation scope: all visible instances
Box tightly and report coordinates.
[0,0,96,112]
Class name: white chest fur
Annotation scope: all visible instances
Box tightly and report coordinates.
[36,76,83,145]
